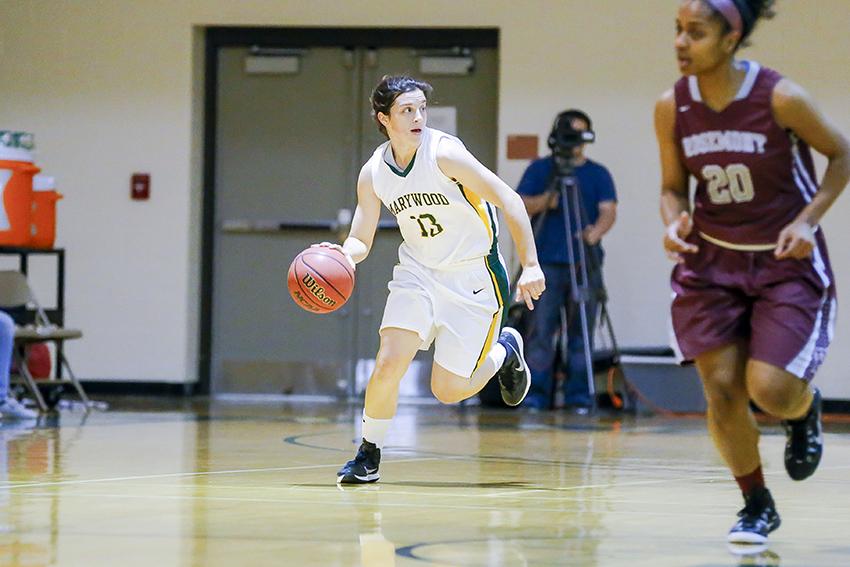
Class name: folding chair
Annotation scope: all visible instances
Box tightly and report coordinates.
[0,270,91,412]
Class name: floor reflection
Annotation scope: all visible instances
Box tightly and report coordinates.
[0,399,846,566]
[729,543,782,566]
[1,425,54,566]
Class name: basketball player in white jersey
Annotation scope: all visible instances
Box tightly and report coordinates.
[318,75,545,484]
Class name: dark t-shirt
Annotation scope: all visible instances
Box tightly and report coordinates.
[516,157,617,264]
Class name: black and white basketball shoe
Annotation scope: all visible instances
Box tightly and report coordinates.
[337,439,381,484]
[496,327,531,407]
[782,387,823,481]
[727,487,781,544]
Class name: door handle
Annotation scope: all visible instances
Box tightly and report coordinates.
[220,218,399,234]
[221,219,335,233]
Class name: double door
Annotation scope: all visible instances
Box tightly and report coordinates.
[210,41,497,396]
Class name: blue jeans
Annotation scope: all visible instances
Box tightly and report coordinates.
[0,311,15,400]
[524,261,603,409]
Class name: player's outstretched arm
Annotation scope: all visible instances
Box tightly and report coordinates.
[435,137,545,309]
[772,79,850,259]
[313,163,380,270]
[655,89,698,263]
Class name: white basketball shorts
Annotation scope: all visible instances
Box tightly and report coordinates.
[380,245,510,377]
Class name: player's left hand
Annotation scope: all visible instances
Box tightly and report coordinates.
[311,241,356,270]
[583,225,602,246]
[775,220,816,260]
[515,264,546,310]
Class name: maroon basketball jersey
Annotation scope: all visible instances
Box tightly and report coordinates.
[674,61,819,246]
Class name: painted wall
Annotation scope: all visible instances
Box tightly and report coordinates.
[1,1,848,396]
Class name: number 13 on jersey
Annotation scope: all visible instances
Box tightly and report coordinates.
[410,213,444,237]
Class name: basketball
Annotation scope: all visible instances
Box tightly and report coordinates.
[287,247,355,313]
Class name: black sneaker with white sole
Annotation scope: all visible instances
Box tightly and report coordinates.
[337,439,381,484]
[727,487,781,545]
[496,327,531,407]
[782,387,823,481]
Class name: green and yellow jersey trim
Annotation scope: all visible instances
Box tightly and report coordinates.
[384,150,417,178]
[458,183,510,375]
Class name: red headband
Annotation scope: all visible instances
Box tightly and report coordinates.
[706,0,743,35]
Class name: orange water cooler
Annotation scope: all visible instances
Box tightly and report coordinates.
[0,130,39,246]
[32,175,63,249]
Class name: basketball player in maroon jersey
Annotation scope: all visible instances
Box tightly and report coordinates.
[655,0,850,544]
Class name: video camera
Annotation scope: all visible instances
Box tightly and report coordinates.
[547,109,596,159]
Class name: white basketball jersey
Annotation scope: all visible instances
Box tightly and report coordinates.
[368,127,498,269]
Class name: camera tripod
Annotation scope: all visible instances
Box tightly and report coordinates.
[510,155,623,411]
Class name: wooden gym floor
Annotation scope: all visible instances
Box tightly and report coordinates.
[1,399,848,566]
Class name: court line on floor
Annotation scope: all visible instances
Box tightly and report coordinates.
[10,462,850,504]
[282,424,698,455]
[0,457,441,490]
[285,431,728,473]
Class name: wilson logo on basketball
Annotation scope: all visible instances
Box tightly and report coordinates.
[288,247,354,314]
[301,273,337,307]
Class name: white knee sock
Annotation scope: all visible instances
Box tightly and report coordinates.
[361,411,392,449]
[470,342,507,383]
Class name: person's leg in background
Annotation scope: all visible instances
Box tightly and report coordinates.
[523,263,569,410]
[0,311,12,402]
[563,262,603,411]
[0,310,37,419]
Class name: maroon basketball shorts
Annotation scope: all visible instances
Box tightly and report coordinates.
[670,236,836,381]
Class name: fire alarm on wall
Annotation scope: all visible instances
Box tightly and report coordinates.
[131,173,150,200]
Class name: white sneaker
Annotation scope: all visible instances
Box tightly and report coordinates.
[0,397,38,420]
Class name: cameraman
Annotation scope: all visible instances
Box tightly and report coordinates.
[516,109,617,411]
